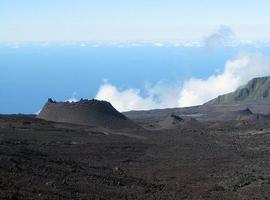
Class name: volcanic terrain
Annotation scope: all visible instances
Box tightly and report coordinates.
[2,76,270,199]
[37,98,139,130]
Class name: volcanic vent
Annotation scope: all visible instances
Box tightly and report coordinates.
[37,98,139,129]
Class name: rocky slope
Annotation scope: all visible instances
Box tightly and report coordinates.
[37,98,139,129]
[206,76,270,105]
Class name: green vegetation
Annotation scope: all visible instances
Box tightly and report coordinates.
[206,76,270,105]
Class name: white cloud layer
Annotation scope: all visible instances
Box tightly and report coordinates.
[95,82,180,112]
[178,53,270,106]
[96,52,270,112]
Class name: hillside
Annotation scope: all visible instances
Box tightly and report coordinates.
[37,98,139,129]
[205,76,270,105]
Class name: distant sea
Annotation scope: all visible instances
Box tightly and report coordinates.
[1,43,269,114]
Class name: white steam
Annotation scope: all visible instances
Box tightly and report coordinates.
[95,52,270,111]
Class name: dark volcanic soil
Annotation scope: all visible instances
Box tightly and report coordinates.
[37,99,138,129]
[1,116,270,199]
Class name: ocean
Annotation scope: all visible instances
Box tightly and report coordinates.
[0,43,268,113]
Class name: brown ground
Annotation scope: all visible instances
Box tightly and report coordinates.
[1,115,270,200]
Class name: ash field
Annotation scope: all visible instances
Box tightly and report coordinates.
[2,77,270,199]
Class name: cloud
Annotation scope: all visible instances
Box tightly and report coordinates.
[35,109,41,115]
[66,92,78,102]
[95,82,180,112]
[95,84,158,111]
[153,42,164,47]
[204,25,235,47]
[95,52,270,111]
[178,52,270,107]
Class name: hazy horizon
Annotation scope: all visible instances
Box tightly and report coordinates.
[2,1,270,42]
[2,1,270,114]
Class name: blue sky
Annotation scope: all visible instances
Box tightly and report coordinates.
[0,45,234,113]
[1,1,270,114]
[1,0,270,42]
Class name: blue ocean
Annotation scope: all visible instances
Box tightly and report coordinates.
[1,43,269,114]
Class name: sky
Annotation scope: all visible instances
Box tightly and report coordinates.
[2,1,270,114]
[1,0,270,42]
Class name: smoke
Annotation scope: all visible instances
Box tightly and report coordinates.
[95,53,270,111]
[204,25,235,47]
